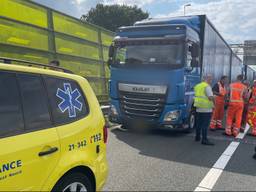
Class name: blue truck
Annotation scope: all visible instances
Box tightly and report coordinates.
[108,15,242,131]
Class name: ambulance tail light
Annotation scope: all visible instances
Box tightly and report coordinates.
[103,124,108,143]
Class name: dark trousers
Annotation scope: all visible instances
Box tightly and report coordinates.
[195,112,212,142]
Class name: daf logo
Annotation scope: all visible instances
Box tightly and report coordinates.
[118,83,167,94]
[132,87,150,92]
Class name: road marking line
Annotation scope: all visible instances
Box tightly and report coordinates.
[194,124,250,191]
[236,125,250,139]
[213,141,239,169]
[213,154,231,170]
[222,141,240,156]
[194,186,211,191]
[101,105,110,109]
[197,168,223,190]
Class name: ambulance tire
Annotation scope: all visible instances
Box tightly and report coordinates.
[52,172,93,192]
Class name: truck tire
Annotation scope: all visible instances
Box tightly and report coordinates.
[184,109,196,133]
[52,172,93,192]
[189,110,196,129]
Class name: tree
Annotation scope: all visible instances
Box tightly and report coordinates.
[81,4,149,32]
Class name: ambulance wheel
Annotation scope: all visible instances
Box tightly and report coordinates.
[52,172,93,192]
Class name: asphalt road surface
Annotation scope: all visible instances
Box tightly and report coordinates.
[103,125,256,191]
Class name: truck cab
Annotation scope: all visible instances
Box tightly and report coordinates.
[108,16,202,130]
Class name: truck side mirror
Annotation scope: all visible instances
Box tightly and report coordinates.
[191,43,199,58]
[107,44,115,68]
[108,44,114,58]
[107,59,112,68]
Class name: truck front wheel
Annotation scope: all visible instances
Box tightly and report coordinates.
[184,109,196,133]
[189,111,196,130]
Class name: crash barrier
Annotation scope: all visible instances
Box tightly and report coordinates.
[0,0,114,103]
[101,105,110,115]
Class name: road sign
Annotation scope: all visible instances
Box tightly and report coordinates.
[244,40,256,65]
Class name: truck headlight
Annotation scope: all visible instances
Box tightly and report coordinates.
[110,105,118,116]
[164,110,181,122]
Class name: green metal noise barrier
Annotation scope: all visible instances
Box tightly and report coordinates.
[0,0,114,104]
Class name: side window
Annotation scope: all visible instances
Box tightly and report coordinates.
[0,72,24,137]
[115,46,127,65]
[44,77,88,125]
[17,74,51,131]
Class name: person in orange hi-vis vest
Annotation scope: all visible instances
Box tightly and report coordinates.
[210,76,228,130]
[225,75,246,137]
[247,80,256,136]
[241,80,252,132]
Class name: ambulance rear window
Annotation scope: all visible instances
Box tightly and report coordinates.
[44,76,89,125]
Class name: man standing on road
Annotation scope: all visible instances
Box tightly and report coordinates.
[210,76,228,131]
[253,146,256,160]
[247,80,256,136]
[241,80,251,132]
[225,75,246,137]
[194,74,215,145]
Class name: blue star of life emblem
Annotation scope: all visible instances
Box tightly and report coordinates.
[56,83,83,118]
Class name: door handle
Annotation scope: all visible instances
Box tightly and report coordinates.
[38,147,58,157]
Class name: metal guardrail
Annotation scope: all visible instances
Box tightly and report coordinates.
[101,105,110,115]
[0,0,114,104]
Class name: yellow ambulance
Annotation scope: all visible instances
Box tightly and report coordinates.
[0,60,108,191]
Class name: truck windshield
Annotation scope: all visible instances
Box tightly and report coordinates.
[113,41,183,68]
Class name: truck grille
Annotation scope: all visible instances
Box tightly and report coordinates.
[119,92,166,121]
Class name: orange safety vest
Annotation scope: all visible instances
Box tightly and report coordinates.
[229,82,246,103]
[249,87,256,105]
[215,82,226,103]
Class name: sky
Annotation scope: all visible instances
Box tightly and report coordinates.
[33,0,256,44]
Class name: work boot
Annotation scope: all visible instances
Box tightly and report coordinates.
[253,153,256,160]
[195,137,200,142]
[233,130,239,137]
[252,130,256,136]
[217,126,225,130]
[225,126,232,136]
[201,140,215,146]
[223,132,232,137]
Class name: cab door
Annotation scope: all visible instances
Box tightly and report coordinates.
[0,71,60,191]
[184,42,200,108]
